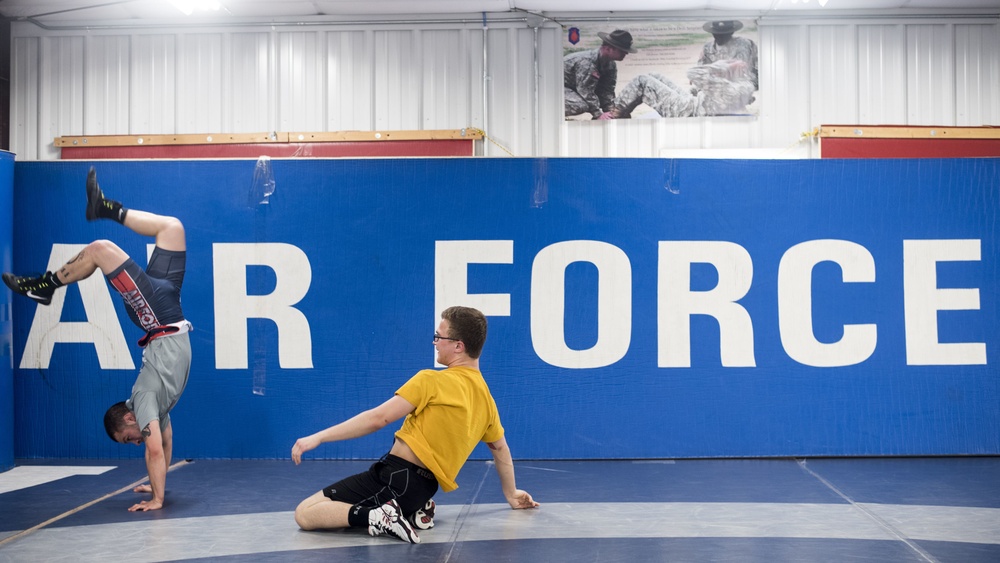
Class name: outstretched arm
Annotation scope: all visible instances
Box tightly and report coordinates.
[131,420,166,512]
[133,419,172,495]
[161,419,173,473]
[291,395,415,464]
[488,436,539,509]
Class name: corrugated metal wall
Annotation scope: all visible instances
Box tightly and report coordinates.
[9,14,1000,160]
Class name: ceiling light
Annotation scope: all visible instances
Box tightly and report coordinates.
[167,0,222,16]
[167,0,192,15]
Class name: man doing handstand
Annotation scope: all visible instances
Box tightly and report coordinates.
[3,168,192,512]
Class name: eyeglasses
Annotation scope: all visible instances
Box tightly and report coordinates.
[433,333,461,343]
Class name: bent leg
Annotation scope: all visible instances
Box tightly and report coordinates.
[564,88,591,117]
[123,211,186,252]
[54,239,129,285]
[295,491,353,530]
[88,168,185,252]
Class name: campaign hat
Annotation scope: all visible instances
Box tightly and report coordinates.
[598,30,638,53]
[703,20,744,35]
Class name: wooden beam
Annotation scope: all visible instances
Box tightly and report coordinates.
[55,129,482,147]
[286,129,483,142]
[55,132,284,147]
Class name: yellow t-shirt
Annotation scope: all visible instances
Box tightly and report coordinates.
[394,366,504,492]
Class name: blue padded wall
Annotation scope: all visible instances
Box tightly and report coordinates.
[0,151,13,471]
[8,158,1000,460]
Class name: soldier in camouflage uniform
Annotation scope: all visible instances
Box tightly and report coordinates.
[699,20,759,91]
[607,60,755,118]
[564,30,637,120]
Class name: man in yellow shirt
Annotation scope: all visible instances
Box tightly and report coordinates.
[291,306,539,543]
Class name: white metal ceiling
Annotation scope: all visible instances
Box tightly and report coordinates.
[4,0,999,24]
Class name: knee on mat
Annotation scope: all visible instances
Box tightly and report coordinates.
[294,508,314,530]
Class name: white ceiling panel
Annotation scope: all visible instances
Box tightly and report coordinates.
[311,1,515,14]
[520,0,1000,9]
[3,0,998,25]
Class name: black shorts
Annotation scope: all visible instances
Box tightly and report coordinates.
[323,454,438,517]
[107,247,186,331]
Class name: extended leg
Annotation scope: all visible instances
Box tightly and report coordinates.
[612,74,699,118]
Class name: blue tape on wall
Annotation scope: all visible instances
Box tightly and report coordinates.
[9,158,1000,460]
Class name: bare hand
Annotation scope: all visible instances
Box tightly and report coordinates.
[596,112,616,120]
[506,489,539,509]
[291,435,321,465]
[133,484,152,494]
[128,499,163,512]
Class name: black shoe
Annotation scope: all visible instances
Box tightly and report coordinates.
[368,499,420,543]
[86,167,104,221]
[409,499,435,530]
[3,272,57,306]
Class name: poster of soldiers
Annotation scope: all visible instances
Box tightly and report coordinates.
[563,20,760,121]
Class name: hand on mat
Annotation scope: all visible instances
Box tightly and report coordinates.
[506,489,539,510]
[133,484,152,494]
[128,499,163,512]
[291,435,320,465]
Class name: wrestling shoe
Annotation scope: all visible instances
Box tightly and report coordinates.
[409,499,435,530]
[3,272,57,306]
[85,167,104,221]
[368,499,420,543]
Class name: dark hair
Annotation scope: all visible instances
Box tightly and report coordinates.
[104,401,131,442]
[441,306,487,359]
